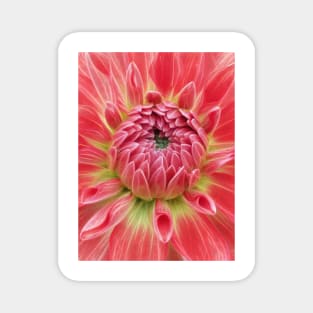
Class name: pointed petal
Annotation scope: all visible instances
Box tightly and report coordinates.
[104,101,122,129]
[166,167,186,199]
[177,81,196,110]
[202,106,221,134]
[183,191,216,215]
[80,178,123,205]
[153,200,173,243]
[126,62,144,106]
[149,53,177,96]
[120,161,135,189]
[132,169,151,200]
[80,193,133,240]
[192,141,205,166]
[149,167,166,198]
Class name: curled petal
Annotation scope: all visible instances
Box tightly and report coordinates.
[80,193,133,240]
[183,191,216,215]
[177,81,196,110]
[80,178,123,205]
[153,200,173,243]
[126,62,144,106]
[145,90,162,104]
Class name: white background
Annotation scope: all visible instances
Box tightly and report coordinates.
[0,0,312,312]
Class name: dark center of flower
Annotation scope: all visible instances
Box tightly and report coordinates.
[153,129,169,149]
[110,102,207,200]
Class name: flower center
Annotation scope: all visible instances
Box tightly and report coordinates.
[109,102,207,200]
[153,129,169,149]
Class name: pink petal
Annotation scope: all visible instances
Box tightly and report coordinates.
[80,178,122,205]
[180,146,194,170]
[149,167,166,198]
[177,81,196,110]
[187,169,200,189]
[183,191,216,215]
[132,169,151,200]
[191,141,205,166]
[126,62,144,106]
[153,200,173,243]
[80,193,133,241]
[112,130,128,148]
[166,167,186,199]
[120,161,135,189]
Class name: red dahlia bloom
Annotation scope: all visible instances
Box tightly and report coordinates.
[79,52,234,260]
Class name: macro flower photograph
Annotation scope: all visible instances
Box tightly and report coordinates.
[78,52,234,260]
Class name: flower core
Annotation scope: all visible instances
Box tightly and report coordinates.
[109,101,207,200]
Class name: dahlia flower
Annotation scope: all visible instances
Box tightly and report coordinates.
[79,52,234,260]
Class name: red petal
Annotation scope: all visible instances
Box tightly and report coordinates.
[177,81,196,110]
[108,218,168,260]
[153,200,173,243]
[79,105,111,143]
[85,53,113,106]
[126,62,144,106]
[196,62,234,115]
[149,53,177,96]
[203,147,234,174]
[202,106,221,134]
[104,101,122,129]
[80,193,133,241]
[79,231,111,260]
[80,178,122,205]
[145,90,162,104]
[171,209,233,260]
